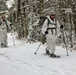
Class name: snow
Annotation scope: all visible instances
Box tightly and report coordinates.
[0,33,76,75]
[6,0,14,8]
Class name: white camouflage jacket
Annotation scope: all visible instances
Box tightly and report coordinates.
[41,16,61,38]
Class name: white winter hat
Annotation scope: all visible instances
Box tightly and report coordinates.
[45,9,56,16]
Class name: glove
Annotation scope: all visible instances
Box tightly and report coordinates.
[45,31,48,34]
[58,35,61,38]
[60,25,63,29]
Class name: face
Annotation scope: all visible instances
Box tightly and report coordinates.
[50,15,55,19]
[2,16,5,20]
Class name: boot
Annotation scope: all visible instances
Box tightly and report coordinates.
[45,49,50,55]
[1,43,4,47]
[50,54,60,58]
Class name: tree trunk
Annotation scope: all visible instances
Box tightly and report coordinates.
[17,0,21,20]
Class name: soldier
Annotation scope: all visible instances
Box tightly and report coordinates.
[0,16,8,47]
[41,14,61,58]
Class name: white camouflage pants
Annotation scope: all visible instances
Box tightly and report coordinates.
[46,34,56,54]
[0,29,7,47]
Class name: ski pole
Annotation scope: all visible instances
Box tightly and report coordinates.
[65,45,69,56]
[11,27,15,46]
[64,31,69,56]
[61,29,69,56]
[34,43,41,54]
[12,34,15,46]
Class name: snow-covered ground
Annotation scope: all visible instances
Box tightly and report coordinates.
[0,33,76,75]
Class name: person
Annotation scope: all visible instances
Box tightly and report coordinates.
[0,16,11,47]
[41,14,61,58]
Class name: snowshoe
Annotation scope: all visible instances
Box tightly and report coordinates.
[1,43,8,48]
[4,45,8,48]
[50,54,60,58]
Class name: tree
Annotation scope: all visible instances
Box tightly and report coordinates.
[11,0,76,49]
[0,1,8,11]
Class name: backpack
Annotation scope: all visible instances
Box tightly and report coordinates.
[38,16,57,44]
[38,16,47,27]
[39,16,56,29]
[38,16,47,44]
[0,20,8,31]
